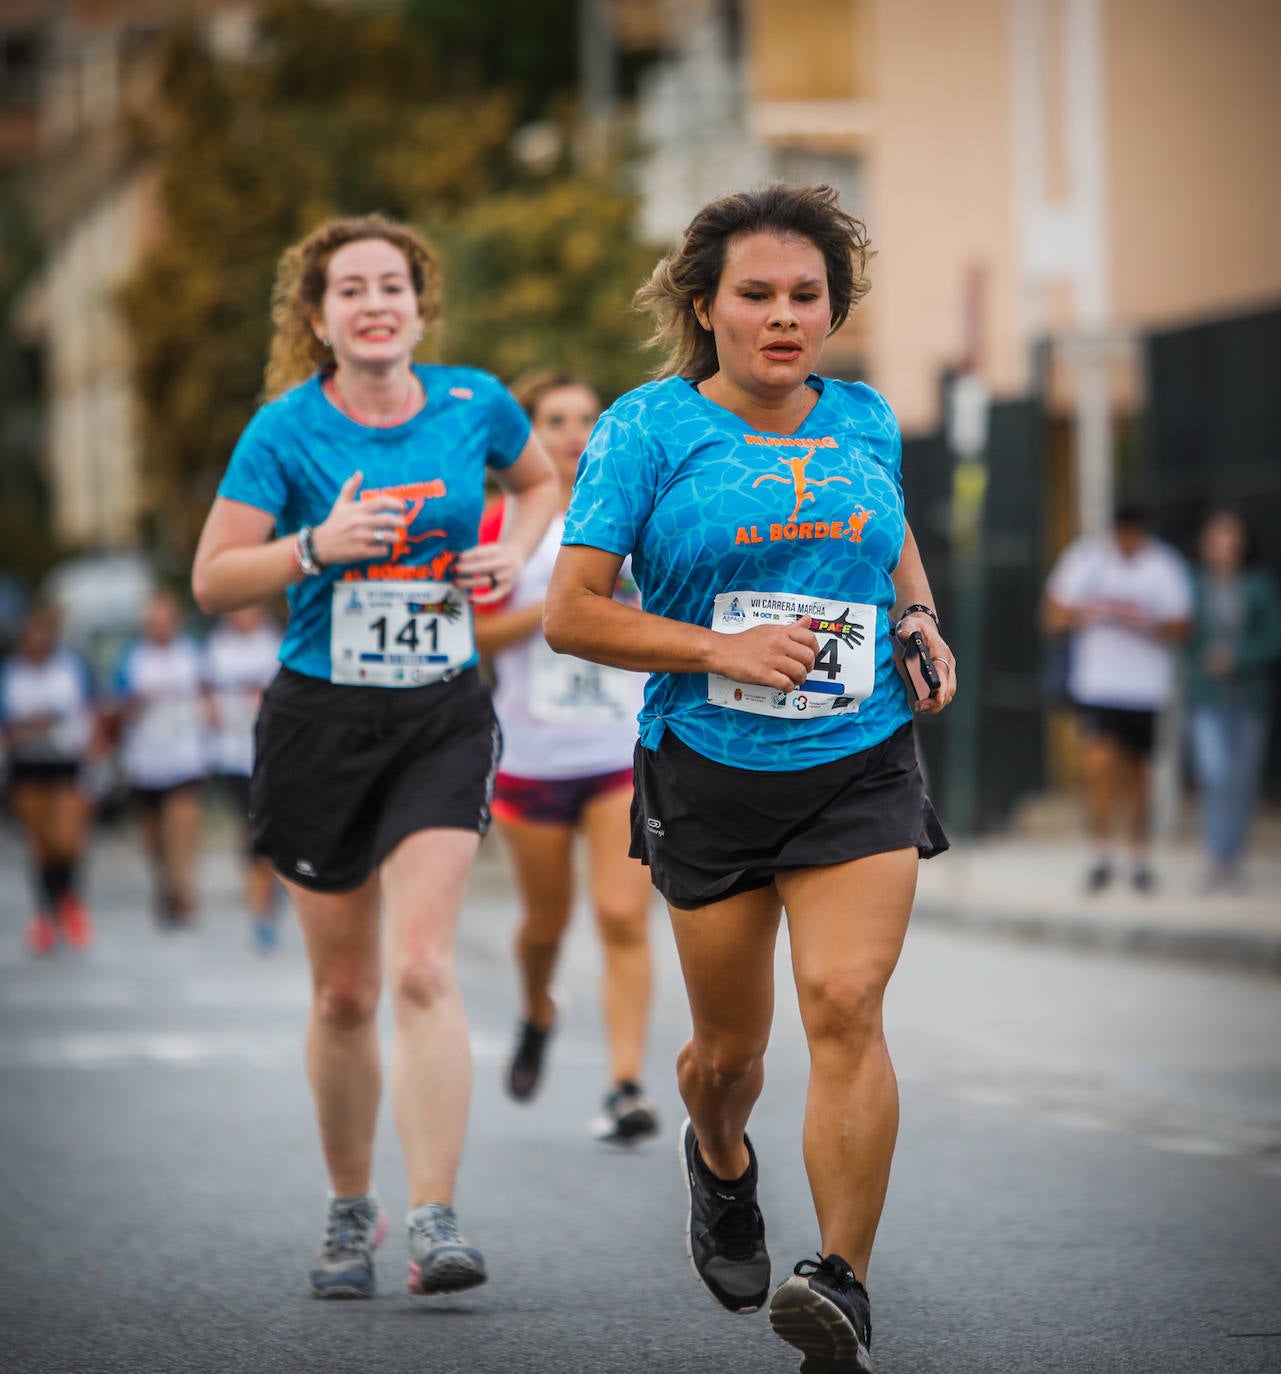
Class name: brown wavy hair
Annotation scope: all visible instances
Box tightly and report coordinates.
[510,369,599,420]
[263,214,443,400]
[634,183,873,383]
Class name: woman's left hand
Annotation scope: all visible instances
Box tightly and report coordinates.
[453,543,524,605]
[896,613,957,714]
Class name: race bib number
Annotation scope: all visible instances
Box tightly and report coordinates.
[528,639,638,725]
[707,590,876,718]
[330,581,473,687]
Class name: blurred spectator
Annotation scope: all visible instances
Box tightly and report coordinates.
[110,589,207,927]
[1044,503,1193,893]
[0,602,97,954]
[1185,510,1281,891]
[203,606,285,951]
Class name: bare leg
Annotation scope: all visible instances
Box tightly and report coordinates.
[289,874,383,1197]
[667,886,782,1181]
[380,828,479,1208]
[1081,735,1119,854]
[581,785,654,1086]
[495,817,575,1031]
[780,849,917,1281]
[162,784,203,912]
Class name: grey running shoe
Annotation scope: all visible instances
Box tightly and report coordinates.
[770,1253,874,1372]
[308,1193,388,1299]
[592,1083,660,1146]
[679,1116,770,1314]
[406,1203,487,1294]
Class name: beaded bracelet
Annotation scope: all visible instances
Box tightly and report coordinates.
[895,603,939,634]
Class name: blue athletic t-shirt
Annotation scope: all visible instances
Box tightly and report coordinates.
[218,364,530,681]
[561,375,914,770]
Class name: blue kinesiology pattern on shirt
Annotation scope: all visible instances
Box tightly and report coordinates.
[217,365,530,681]
[563,376,914,771]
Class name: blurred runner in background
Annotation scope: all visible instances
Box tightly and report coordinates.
[475,371,658,1145]
[1,602,97,954]
[111,588,208,927]
[203,605,285,951]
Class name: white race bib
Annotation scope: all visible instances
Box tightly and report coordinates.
[707,590,876,718]
[330,581,473,687]
[528,639,638,725]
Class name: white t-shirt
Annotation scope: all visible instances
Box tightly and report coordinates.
[1046,535,1193,710]
[202,622,282,776]
[114,636,208,788]
[0,648,95,765]
[484,510,645,780]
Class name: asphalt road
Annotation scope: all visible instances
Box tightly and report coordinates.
[1,822,1279,1374]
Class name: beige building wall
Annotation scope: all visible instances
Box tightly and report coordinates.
[1104,0,1281,330]
[864,0,1025,432]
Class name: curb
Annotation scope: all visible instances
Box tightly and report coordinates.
[910,899,1281,976]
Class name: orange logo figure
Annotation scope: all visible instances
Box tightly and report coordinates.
[846,506,876,543]
[752,447,851,522]
[362,480,447,562]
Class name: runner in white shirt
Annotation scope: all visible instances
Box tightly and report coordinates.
[203,605,284,952]
[1044,503,1193,892]
[0,603,97,954]
[111,588,208,926]
[475,372,659,1145]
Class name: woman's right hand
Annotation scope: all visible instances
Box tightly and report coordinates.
[707,616,818,690]
[312,471,408,566]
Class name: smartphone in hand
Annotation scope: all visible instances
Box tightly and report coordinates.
[901,629,940,702]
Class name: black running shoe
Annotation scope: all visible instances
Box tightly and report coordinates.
[1084,861,1113,895]
[770,1253,873,1372]
[592,1082,660,1146]
[506,1018,552,1101]
[678,1116,770,1314]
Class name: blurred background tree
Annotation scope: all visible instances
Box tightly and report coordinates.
[0,186,50,612]
[120,0,652,559]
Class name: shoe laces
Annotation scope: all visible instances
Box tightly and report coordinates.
[410,1204,462,1247]
[324,1198,377,1259]
[702,1192,765,1262]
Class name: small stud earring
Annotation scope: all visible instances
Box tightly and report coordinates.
[321,335,331,348]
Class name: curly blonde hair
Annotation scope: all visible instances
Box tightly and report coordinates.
[634,183,872,383]
[263,214,442,400]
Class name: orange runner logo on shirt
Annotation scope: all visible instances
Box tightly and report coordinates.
[340,479,458,581]
[734,437,875,546]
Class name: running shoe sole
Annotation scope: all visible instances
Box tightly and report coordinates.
[407,1252,488,1295]
[769,1274,874,1372]
[678,1116,764,1315]
[309,1209,388,1300]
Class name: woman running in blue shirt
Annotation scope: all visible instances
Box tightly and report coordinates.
[545,183,954,1373]
[192,214,557,1301]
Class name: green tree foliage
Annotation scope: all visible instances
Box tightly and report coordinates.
[120,0,651,558]
[402,0,578,120]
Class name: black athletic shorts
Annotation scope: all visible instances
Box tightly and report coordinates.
[133,779,204,814]
[630,720,949,910]
[7,760,82,787]
[1077,704,1158,758]
[250,666,501,893]
[212,772,272,858]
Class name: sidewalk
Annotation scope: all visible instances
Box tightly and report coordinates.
[911,794,1281,974]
